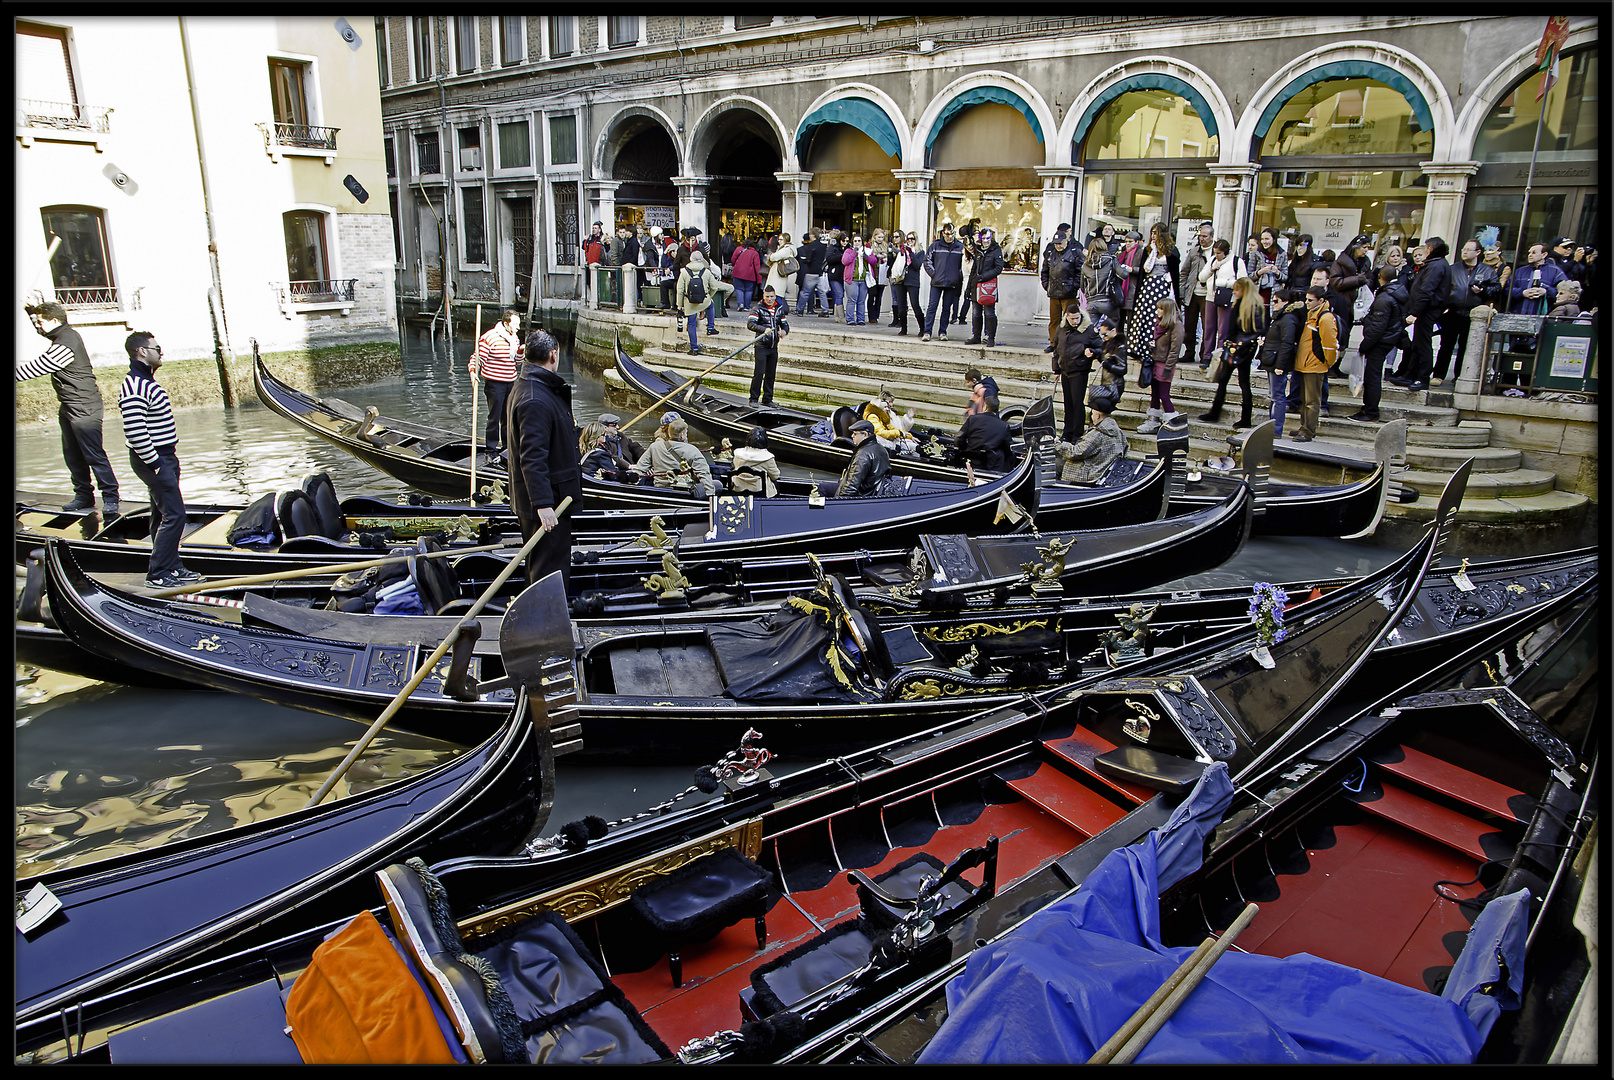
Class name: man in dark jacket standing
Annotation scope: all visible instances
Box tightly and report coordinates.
[19,301,120,513]
[835,419,890,496]
[1053,303,1101,441]
[921,223,964,341]
[1349,268,1408,423]
[746,285,790,407]
[1040,227,1082,354]
[1397,237,1449,391]
[507,330,579,588]
[795,229,829,316]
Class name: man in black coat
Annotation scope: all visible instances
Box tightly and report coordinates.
[746,285,791,406]
[1349,267,1409,423]
[835,419,890,497]
[1328,234,1373,351]
[954,394,1012,472]
[1040,227,1083,354]
[1396,236,1450,391]
[795,229,829,316]
[1053,302,1101,441]
[507,331,580,588]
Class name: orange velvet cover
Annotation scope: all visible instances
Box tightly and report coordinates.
[284,910,458,1064]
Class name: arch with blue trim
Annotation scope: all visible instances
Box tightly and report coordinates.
[795,97,901,162]
[1253,61,1435,145]
[924,85,1044,164]
[1072,74,1220,159]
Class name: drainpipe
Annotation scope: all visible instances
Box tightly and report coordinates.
[178,16,237,406]
[436,28,455,352]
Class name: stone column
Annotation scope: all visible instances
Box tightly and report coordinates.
[1420,162,1481,247]
[584,179,620,237]
[1454,303,1492,407]
[774,171,812,242]
[1034,166,1083,240]
[892,168,936,244]
[671,176,711,239]
[1207,164,1260,247]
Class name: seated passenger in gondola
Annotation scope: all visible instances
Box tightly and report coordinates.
[834,419,890,497]
[728,426,781,497]
[953,393,1012,472]
[859,391,917,454]
[1055,384,1127,483]
[596,413,643,475]
[579,422,620,482]
[630,412,714,497]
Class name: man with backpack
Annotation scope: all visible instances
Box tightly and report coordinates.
[1290,286,1339,443]
[677,251,721,356]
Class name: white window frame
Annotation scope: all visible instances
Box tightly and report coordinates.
[408,15,435,83]
[276,203,352,316]
[496,15,526,67]
[262,51,334,164]
[16,20,110,151]
[728,15,774,33]
[456,122,484,174]
[545,110,580,169]
[603,15,641,51]
[451,14,479,76]
[544,16,576,60]
[457,182,491,270]
[375,17,390,89]
[492,116,534,174]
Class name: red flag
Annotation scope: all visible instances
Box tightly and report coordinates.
[1535,16,1570,64]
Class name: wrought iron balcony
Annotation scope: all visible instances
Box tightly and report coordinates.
[54,286,131,311]
[17,99,113,133]
[288,278,357,303]
[257,122,341,164]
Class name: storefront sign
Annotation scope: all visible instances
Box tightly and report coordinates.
[1475,161,1595,187]
[643,205,676,230]
[1292,209,1362,254]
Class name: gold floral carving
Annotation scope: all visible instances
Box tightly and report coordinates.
[456,819,765,938]
[923,619,1050,643]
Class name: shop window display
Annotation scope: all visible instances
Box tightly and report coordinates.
[932,190,1042,272]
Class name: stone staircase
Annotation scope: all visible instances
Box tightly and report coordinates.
[584,312,1589,550]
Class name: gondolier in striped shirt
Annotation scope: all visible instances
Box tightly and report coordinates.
[18,301,119,514]
[470,307,523,461]
[118,331,200,588]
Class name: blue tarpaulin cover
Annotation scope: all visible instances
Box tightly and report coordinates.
[919,762,1525,1064]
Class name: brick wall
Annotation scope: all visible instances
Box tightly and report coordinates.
[647,15,725,44]
[480,15,495,69]
[578,15,597,54]
[387,16,408,86]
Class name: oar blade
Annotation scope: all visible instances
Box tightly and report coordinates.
[499,570,573,693]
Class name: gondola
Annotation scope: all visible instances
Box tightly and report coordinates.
[33,485,1253,751]
[616,333,1399,539]
[804,568,1598,1064]
[16,433,1044,579]
[19,466,1561,1065]
[253,354,1182,534]
[12,571,577,1036]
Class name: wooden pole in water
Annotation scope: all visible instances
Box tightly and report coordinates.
[470,303,481,501]
[302,496,572,808]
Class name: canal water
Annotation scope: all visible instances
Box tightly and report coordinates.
[14,327,1405,877]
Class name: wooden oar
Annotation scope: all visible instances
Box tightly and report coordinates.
[1087,902,1259,1065]
[623,333,767,429]
[303,495,572,808]
[470,303,482,501]
[144,536,524,599]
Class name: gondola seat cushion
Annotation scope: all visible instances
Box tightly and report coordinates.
[276,489,325,541]
[467,911,672,1064]
[302,472,346,538]
[831,405,859,440]
[283,910,461,1064]
[627,847,771,986]
[749,918,877,1017]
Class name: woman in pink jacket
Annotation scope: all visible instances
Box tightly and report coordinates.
[731,238,764,312]
[842,236,879,325]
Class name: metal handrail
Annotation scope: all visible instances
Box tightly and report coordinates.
[17,99,112,133]
[256,122,341,152]
[285,278,358,303]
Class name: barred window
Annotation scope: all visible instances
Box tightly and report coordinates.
[553,183,579,265]
[462,186,486,263]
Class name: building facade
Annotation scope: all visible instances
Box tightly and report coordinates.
[379,14,1598,323]
[15,15,396,365]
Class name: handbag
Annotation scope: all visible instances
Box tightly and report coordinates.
[976,279,998,306]
[1213,285,1234,308]
[1353,284,1373,322]
[1135,360,1153,389]
[1207,349,1228,384]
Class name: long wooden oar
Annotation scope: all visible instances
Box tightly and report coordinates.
[1087,902,1259,1065]
[470,303,482,501]
[145,536,524,599]
[303,496,572,808]
[623,332,766,429]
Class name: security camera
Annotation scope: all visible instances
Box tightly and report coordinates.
[102,163,138,196]
[335,17,362,50]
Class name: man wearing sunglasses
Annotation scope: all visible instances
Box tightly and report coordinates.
[119,332,201,588]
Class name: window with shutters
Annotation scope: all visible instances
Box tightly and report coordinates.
[17,22,110,138]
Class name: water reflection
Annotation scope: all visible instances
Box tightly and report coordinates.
[14,683,464,877]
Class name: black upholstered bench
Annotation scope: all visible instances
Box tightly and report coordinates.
[627,847,771,988]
